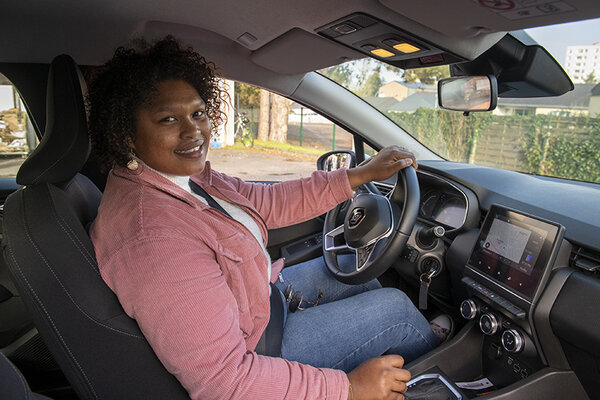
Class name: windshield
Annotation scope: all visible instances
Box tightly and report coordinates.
[319,19,600,184]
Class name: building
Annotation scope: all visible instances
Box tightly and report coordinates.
[494,84,594,116]
[590,83,600,117]
[389,92,437,113]
[377,81,436,102]
[564,42,600,84]
[366,84,598,116]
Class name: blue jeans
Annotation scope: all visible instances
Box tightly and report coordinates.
[274,255,438,373]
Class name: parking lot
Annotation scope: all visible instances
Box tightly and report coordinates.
[207,146,317,181]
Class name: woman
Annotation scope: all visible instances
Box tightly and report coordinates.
[88,37,441,400]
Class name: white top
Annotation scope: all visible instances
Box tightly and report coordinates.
[146,165,273,291]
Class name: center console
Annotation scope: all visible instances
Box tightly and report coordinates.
[405,204,590,399]
[460,205,563,378]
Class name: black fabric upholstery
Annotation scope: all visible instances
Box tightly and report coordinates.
[0,352,52,400]
[1,55,189,399]
[16,55,89,186]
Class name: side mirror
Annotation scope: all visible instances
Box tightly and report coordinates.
[317,150,356,172]
[438,75,498,112]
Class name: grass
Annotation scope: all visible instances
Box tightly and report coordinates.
[223,139,325,160]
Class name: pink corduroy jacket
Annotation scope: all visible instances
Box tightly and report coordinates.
[90,162,354,400]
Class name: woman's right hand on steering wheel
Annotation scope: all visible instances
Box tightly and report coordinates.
[347,355,411,400]
[346,146,418,191]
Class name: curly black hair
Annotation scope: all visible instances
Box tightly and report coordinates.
[87,36,227,171]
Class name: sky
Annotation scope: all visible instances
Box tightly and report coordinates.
[525,17,600,65]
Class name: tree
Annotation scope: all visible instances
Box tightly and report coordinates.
[257,89,292,143]
[269,93,292,143]
[357,67,382,97]
[403,65,450,85]
[584,72,597,84]
[234,82,260,108]
[258,89,270,141]
[321,64,353,87]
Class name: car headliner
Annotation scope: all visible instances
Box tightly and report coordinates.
[3,0,600,83]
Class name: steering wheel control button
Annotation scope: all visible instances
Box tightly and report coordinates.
[502,329,524,353]
[460,299,479,320]
[480,313,499,335]
[356,247,371,268]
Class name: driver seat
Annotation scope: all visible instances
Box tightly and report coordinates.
[1,54,189,399]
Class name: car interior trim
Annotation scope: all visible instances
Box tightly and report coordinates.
[532,266,573,370]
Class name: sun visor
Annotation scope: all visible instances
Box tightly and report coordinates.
[451,33,574,98]
[250,28,364,74]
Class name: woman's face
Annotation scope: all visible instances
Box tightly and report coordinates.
[131,80,211,176]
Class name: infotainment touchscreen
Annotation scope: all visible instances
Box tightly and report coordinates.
[467,205,563,300]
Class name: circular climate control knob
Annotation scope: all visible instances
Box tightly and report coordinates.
[460,299,478,320]
[502,329,525,353]
[479,313,499,335]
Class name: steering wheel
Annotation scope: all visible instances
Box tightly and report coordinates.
[322,166,420,285]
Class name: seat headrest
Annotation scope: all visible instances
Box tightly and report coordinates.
[17,54,89,186]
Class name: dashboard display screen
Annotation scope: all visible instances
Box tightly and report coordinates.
[419,192,466,229]
[467,205,562,300]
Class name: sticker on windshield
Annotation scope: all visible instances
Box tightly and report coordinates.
[476,0,575,20]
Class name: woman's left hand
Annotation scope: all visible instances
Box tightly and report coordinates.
[346,146,418,190]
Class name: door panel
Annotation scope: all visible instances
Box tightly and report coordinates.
[267,216,325,266]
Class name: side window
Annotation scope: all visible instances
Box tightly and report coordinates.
[0,73,37,178]
[206,80,354,182]
[363,143,378,158]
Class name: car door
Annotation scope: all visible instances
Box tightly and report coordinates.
[207,81,366,266]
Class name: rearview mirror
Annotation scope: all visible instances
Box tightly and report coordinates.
[438,75,498,112]
[317,150,356,172]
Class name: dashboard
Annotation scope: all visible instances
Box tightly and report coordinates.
[416,170,478,233]
[372,162,599,398]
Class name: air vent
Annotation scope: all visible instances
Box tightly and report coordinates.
[570,246,600,275]
[373,182,393,196]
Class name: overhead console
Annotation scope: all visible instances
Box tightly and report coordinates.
[316,13,466,69]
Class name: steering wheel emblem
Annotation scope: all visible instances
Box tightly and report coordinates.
[348,208,366,227]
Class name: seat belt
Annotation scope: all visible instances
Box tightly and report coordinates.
[188,180,232,218]
[255,283,285,357]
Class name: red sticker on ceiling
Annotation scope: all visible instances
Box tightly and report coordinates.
[476,0,576,20]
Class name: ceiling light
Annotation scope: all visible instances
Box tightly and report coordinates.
[393,43,420,53]
[371,48,394,58]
